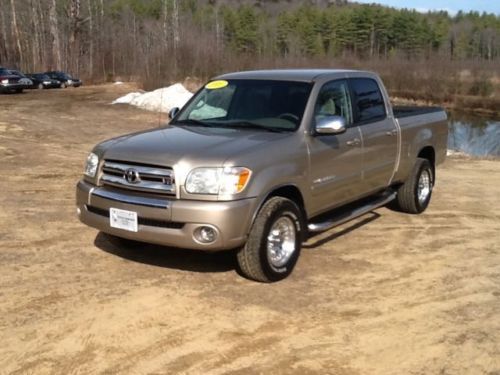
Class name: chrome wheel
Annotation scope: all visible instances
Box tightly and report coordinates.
[417,169,432,205]
[266,216,296,268]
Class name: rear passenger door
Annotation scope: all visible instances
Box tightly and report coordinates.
[349,78,398,192]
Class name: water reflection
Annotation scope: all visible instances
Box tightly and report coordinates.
[448,112,500,157]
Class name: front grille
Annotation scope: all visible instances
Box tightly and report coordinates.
[101,160,175,195]
[86,205,184,229]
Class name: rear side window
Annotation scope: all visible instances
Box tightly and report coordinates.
[350,78,386,123]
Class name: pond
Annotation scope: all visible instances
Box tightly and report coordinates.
[447,112,500,157]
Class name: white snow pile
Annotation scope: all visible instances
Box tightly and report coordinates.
[112,83,193,113]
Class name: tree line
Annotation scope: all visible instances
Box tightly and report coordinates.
[0,0,499,85]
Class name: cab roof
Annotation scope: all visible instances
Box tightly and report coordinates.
[216,69,369,82]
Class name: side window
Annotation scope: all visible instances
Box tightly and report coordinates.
[314,80,352,125]
[350,78,386,123]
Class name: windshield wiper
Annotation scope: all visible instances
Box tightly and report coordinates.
[222,121,289,133]
[174,119,212,127]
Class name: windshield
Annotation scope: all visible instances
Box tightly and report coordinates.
[175,79,312,132]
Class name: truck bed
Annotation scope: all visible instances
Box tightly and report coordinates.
[393,106,444,119]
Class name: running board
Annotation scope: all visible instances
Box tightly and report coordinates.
[307,191,396,233]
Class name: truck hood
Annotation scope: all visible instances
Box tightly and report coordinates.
[96,125,291,167]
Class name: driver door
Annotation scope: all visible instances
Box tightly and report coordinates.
[307,79,364,215]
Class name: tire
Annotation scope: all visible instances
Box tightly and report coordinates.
[15,88,23,94]
[394,158,434,214]
[60,82,67,88]
[237,197,304,282]
[37,83,44,90]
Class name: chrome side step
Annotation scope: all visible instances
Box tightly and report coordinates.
[307,191,396,233]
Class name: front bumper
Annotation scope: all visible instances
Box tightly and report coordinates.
[0,82,24,92]
[76,180,258,251]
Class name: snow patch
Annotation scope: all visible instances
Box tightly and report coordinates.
[112,83,193,113]
[447,149,467,157]
[112,92,142,104]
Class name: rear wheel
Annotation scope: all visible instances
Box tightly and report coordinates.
[60,82,67,88]
[394,158,434,214]
[237,197,303,282]
[37,83,44,90]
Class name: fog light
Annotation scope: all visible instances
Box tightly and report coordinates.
[194,226,217,244]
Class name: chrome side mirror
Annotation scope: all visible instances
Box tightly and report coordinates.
[315,115,347,135]
[168,107,180,120]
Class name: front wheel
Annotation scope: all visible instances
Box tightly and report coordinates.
[237,197,303,282]
[394,158,434,214]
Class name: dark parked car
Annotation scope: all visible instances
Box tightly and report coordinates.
[26,73,61,89]
[0,67,24,93]
[7,70,34,89]
[45,71,82,88]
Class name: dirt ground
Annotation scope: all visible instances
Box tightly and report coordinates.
[1,85,499,375]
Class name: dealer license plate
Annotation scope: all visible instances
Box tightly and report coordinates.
[109,208,138,232]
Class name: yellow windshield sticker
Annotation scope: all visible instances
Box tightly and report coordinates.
[205,80,228,90]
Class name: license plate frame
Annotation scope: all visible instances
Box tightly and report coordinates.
[109,207,138,232]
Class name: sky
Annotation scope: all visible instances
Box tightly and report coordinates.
[355,0,500,15]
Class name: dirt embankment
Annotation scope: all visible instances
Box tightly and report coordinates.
[0,85,499,374]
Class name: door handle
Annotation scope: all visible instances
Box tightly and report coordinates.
[346,138,361,146]
[386,129,397,136]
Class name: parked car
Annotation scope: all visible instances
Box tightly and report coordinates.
[26,73,61,89]
[76,69,448,282]
[0,67,25,93]
[7,70,33,89]
[45,71,82,88]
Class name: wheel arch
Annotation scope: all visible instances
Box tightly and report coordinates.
[417,146,436,179]
[250,184,308,240]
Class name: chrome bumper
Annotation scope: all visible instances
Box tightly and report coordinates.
[76,180,257,251]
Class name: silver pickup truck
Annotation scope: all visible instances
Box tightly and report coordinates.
[77,69,447,282]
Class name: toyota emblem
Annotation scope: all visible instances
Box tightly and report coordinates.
[125,168,141,184]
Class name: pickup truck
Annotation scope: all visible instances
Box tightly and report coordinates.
[76,69,447,282]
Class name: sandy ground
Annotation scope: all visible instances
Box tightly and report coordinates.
[0,85,499,374]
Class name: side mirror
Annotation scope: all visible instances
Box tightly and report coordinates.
[315,115,347,135]
[168,107,180,120]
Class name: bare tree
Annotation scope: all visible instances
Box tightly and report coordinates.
[10,0,23,68]
[0,7,8,64]
[69,0,81,74]
[87,0,93,76]
[163,0,169,48]
[172,0,180,53]
[30,0,42,71]
[49,0,62,69]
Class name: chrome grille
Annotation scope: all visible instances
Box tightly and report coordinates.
[101,161,175,195]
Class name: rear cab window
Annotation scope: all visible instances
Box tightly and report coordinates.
[349,78,386,124]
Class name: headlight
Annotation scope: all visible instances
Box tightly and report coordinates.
[185,167,251,195]
[84,152,99,177]
[1,79,8,84]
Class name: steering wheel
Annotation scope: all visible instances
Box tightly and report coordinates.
[278,113,300,123]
